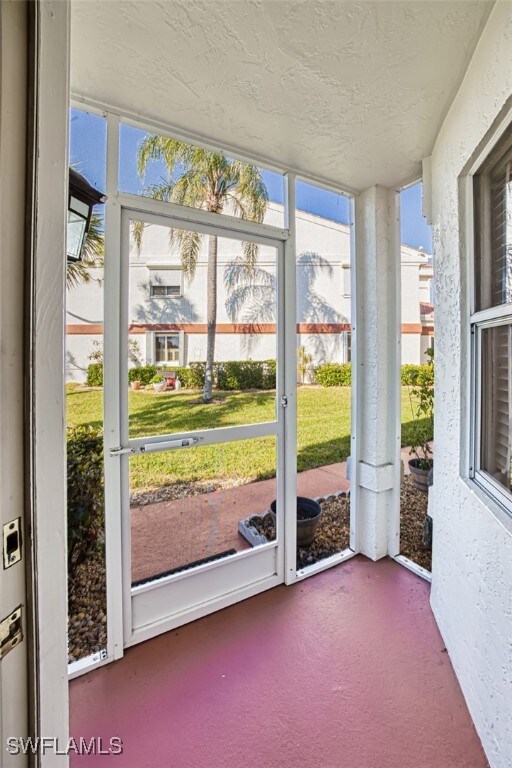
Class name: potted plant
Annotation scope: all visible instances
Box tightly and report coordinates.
[270,496,323,546]
[407,348,434,492]
[151,374,167,392]
[130,380,141,391]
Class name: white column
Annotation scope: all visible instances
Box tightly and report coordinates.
[353,185,400,560]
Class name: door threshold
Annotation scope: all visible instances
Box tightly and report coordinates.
[393,554,432,583]
[295,547,358,582]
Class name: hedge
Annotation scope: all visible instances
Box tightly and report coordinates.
[86,360,429,390]
[313,362,430,387]
[67,426,104,570]
[314,362,351,387]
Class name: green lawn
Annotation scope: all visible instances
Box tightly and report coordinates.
[66,385,423,492]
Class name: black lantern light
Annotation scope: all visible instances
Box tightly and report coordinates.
[67,168,106,262]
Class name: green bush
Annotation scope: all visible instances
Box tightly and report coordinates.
[86,363,103,387]
[313,362,431,387]
[315,362,352,387]
[401,364,423,386]
[129,365,157,385]
[216,360,276,390]
[67,426,104,570]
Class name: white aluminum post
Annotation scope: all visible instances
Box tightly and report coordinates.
[389,190,402,556]
[283,173,298,583]
[353,186,400,559]
[349,196,359,552]
[103,113,126,659]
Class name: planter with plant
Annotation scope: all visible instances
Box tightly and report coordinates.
[270,496,323,546]
[151,374,167,392]
[407,347,434,492]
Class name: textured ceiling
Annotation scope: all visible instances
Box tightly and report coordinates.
[71,0,493,191]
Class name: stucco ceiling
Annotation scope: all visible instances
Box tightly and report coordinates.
[71,0,493,192]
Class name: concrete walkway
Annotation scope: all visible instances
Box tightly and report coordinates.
[131,445,431,583]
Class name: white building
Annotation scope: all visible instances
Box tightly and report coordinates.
[66,202,433,380]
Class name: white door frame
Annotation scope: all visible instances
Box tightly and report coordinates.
[108,206,291,647]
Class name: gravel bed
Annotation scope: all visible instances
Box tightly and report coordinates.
[131,479,229,507]
[400,476,432,571]
[249,493,351,569]
[68,541,107,664]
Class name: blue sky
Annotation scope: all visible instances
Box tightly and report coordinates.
[70,108,432,252]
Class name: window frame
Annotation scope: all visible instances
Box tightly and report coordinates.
[149,283,181,298]
[154,331,183,365]
[469,121,512,519]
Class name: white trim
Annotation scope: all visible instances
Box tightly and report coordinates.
[132,541,278,595]
[71,94,360,199]
[119,191,288,245]
[390,189,402,558]
[102,112,125,666]
[470,303,512,324]
[349,196,359,553]
[29,0,70,758]
[126,574,282,648]
[283,173,298,584]
[295,548,357,581]
[392,554,432,583]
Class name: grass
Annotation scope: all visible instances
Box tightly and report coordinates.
[66,385,425,492]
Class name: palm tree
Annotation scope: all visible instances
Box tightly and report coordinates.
[66,212,104,290]
[136,136,268,403]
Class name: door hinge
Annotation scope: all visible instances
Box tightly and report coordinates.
[0,606,23,660]
[280,395,288,408]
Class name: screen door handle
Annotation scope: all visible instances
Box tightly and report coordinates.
[110,436,200,457]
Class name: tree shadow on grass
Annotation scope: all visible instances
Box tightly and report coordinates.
[128,389,276,437]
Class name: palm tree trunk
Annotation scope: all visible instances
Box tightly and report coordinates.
[203,234,218,403]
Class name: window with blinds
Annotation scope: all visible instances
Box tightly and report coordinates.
[472,128,512,508]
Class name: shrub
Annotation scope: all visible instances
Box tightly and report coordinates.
[401,364,423,386]
[408,347,434,469]
[150,374,164,384]
[315,362,351,387]
[67,426,104,570]
[128,365,157,385]
[217,360,276,390]
[86,363,103,387]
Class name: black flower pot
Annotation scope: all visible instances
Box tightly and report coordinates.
[270,496,322,547]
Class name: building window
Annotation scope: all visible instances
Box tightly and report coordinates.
[342,330,351,363]
[150,284,180,297]
[471,127,512,512]
[155,334,180,364]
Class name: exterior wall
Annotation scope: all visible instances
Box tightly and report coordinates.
[66,202,432,380]
[429,4,512,767]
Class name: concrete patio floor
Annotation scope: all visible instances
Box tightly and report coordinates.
[70,556,487,768]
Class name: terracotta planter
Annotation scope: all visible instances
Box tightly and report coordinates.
[270,496,323,547]
[408,458,433,493]
[130,381,141,391]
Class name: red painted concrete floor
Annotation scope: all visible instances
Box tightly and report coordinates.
[131,462,350,583]
[69,556,487,768]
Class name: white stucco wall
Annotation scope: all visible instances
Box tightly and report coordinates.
[429,4,512,767]
[66,202,431,380]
